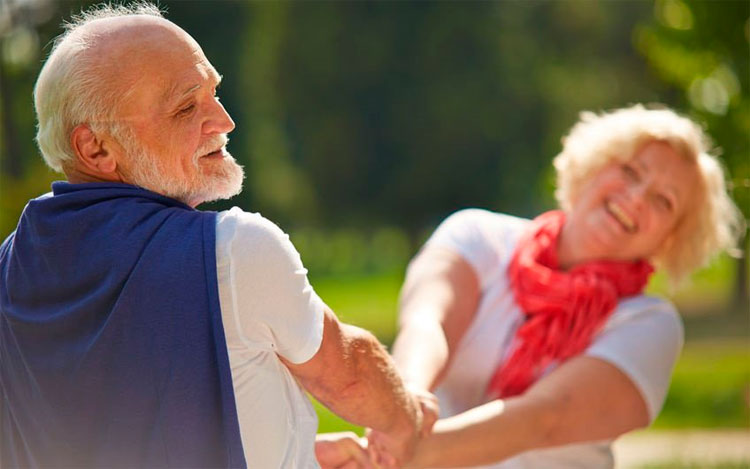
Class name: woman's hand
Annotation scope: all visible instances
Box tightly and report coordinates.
[315,432,374,469]
[365,386,440,468]
[409,385,440,437]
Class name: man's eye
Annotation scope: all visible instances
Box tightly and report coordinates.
[177,104,195,116]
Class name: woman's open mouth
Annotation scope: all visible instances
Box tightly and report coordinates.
[605,200,636,233]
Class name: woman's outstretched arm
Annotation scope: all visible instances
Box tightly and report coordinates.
[391,247,481,392]
[406,355,650,468]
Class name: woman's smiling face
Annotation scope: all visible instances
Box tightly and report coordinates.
[560,140,700,266]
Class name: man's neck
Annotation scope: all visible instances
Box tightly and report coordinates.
[64,165,126,185]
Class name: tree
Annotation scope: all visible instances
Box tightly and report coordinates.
[636,0,750,310]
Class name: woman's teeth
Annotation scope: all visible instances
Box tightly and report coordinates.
[606,201,636,233]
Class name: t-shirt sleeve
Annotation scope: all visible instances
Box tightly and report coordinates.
[585,298,684,422]
[217,208,324,364]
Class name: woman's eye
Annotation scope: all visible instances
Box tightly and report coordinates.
[654,194,673,211]
[621,164,638,180]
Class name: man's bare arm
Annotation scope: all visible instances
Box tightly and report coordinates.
[283,307,423,464]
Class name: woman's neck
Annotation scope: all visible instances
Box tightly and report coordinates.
[556,219,596,270]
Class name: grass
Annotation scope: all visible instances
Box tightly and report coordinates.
[313,398,364,435]
[309,270,403,344]
[653,339,750,429]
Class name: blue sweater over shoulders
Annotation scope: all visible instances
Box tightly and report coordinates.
[0,182,245,468]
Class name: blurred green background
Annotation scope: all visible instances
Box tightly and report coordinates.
[1,0,748,467]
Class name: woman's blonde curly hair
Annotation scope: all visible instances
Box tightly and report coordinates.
[553,104,745,284]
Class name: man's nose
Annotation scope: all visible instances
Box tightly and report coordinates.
[204,99,235,135]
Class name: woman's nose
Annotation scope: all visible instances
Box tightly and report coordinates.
[625,183,647,210]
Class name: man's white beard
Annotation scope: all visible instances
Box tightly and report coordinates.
[112,124,245,206]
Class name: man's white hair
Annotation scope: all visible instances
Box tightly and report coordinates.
[34,2,163,172]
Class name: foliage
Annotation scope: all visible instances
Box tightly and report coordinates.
[636,0,749,214]
[4,1,746,238]
[646,253,737,312]
[636,0,750,307]
[1,1,670,238]
[292,226,412,278]
[311,270,403,344]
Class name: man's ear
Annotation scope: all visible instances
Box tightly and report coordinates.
[71,124,118,174]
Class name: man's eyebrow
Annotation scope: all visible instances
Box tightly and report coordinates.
[210,69,223,87]
[163,83,200,105]
[164,71,222,103]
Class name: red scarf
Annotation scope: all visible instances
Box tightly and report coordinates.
[486,210,653,399]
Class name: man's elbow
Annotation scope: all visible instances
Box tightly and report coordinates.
[308,325,387,403]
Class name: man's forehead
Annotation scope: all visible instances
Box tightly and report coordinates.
[161,62,222,104]
[82,17,217,104]
[79,14,202,66]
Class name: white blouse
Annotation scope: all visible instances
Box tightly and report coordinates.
[419,209,683,469]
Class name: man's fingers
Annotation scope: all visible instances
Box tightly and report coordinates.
[316,432,371,468]
[367,430,401,469]
[340,436,373,468]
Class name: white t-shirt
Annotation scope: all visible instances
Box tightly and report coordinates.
[421,209,684,469]
[215,207,325,468]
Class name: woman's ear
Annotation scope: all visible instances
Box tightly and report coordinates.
[70,124,118,174]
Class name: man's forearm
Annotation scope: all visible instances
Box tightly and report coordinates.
[311,323,419,435]
[285,308,426,465]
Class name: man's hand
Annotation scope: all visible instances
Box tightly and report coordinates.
[366,387,439,468]
[316,432,374,469]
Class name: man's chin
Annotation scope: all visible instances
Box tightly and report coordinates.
[190,162,245,206]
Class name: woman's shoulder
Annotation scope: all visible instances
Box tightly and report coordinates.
[424,209,530,280]
[439,208,530,239]
[605,294,683,339]
[616,294,679,318]
[445,207,529,225]
[430,208,530,256]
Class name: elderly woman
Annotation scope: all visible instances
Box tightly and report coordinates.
[367,104,744,468]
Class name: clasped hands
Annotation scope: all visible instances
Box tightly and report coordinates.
[316,387,439,469]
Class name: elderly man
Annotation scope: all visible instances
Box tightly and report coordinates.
[0,4,434,468]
